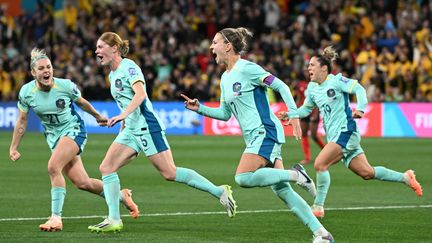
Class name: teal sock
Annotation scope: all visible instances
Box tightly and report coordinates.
[314,171,330,206]
[102,173,121,220]
[374,166,405,182]
[51,187,66,216]
[235,168,295,188]
[99,191,125,203]
[175,167,222,198]
[271,182,322,232]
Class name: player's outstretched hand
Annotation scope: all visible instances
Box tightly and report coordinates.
[107,113,127,128]
[181,94,200,111]
[96,115,108,127]
[289,118,302,140]
[278,112,289,125]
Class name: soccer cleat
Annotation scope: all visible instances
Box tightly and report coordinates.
[88,218,123,233]
[312,232,334,243]
[404,170,423,197]
[219,185,237,218]
[39,215,63,232]
[121,189,140,219]
[311,204,325,218]
[293,163,317,198]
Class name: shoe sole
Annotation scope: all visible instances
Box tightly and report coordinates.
[40,226,62,232]
[406,170,423,197]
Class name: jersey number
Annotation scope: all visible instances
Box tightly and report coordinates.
[320,104,331,117]
[46,114,60,124]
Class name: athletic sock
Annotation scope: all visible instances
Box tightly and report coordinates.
[102,173,121,220]
[314,171,330,206]
[51,187,66,216]
[175,167,223,198]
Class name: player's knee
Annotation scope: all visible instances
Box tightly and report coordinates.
[99,160,117,174]
[47,164,61,177]
[314,162,328,172]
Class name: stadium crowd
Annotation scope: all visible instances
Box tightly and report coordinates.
[0,0,431,102]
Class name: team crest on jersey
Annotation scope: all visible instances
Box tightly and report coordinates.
[232,82,242,96]
[115,79,123,91]
[56,99,66,109]
[128,68,137,76]
[327,89,336,98]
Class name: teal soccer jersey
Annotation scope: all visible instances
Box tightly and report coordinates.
[109,58,165,134]
[218,59,285,144]
[17,78,86,151]
[298,73,366,145]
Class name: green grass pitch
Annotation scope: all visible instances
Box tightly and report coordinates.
[0,132,431,242]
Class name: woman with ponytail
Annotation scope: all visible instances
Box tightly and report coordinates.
[89,32,236,233]
[183,28,334,242]
[9,48,139,232]
[279,46,423,219]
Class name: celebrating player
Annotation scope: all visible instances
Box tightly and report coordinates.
[295,69,325,164]
[88,32,236,233]
[182,27,334,243]
[9,48,139,232]
[279,46,423,218]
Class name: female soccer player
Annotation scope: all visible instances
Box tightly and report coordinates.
[296,72,325,164]
[279,46,423,218]
[182,27,334,243]
[88,32,236,233]
[9,48,139,232]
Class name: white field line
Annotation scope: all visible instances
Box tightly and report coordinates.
[0,204,431,222]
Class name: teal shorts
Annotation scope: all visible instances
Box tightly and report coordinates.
[47,123,87,154]
[244,129,282,166]
[114,129,170,156]
[333,130,364,167]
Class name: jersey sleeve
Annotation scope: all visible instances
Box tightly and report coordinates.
[68,80,82,101]
[17,88,29,112]
[297,83,317,118]
[333,73,368,112]
[242,61,270,87]
[197,82,231,120]
[333,73,359,94]
[126,62,145,86]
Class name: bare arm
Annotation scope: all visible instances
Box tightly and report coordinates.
[75,97,107,126]
[9,110,28,161]
[107,81,146,127]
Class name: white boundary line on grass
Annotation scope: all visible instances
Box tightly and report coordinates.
[1,204,431,222]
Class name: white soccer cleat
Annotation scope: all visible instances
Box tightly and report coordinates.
[219,185,237,218]
[293,163,317,198]
[88,218,123,233]
[313,232,334,243]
